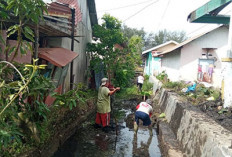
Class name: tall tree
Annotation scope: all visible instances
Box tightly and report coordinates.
[128,35,143,56]
[144,29,187,49]
[87,14,142,87]
[87,14,125,83]
[121,25,146,41]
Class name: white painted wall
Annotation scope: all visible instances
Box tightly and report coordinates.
[179,43,200,82]
[160,26,228,88]
[144,43,178,76]
[179,26,228,88]
[162,50,181,81]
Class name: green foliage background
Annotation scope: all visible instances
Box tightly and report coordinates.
[87,14,143,88]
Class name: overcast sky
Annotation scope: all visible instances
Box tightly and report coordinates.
[95,0,232,37]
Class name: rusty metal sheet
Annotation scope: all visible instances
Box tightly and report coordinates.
[0,32,32,63]
[45,85,62,106]
[56,0,82,25]
[38,47,78,67]
[47,2,71,18]
[6,40,32,63]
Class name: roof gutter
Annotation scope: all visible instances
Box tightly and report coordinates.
[188,0,232,24]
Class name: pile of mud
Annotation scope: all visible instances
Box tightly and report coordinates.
[197,100,232,132]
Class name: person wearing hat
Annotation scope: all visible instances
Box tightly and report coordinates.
[134,99,153,136]
[95,78,120,133]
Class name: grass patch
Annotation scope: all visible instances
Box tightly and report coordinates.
[162,80,221,105]
[116,85,140,100]
[163,81,186,91]
[114,110,126,120]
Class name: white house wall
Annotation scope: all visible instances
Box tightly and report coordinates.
[180,26,228,88]
[179,43,200,82]
[162,50,181,81]
[144,43,178,76]
[47,0,93,91]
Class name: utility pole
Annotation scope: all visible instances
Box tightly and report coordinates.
[34,23,39,64]
[70,8,75,90]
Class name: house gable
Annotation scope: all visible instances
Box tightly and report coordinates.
[161,25,229,87]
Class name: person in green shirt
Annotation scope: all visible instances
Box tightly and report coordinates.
[95,78,120,133]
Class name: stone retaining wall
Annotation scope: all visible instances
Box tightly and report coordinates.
[150,76,232,157]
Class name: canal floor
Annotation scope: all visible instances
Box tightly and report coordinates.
[53,100,161,157]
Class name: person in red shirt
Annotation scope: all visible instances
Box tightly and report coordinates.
[134,99,153,136]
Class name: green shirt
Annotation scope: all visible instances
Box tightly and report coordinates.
[97,86,110,113]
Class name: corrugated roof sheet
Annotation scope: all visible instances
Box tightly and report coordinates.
[56,0,82,25]
[38,47,78,67]
[41,0,83,36]
[47,2,71,18]
[38,17,74,37]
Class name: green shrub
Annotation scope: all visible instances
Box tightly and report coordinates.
[163,81,185,92]
[140,77,153,99]
[53,83,96,110]
[116,85,139,99]
[156,71,168,82]
[144,74,149,81]
[142,80,153,91]
[212,90,220,100]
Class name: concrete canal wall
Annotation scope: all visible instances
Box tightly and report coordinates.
[149,76,232,157]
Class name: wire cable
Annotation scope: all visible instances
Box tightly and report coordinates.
[123,0,159,22]
[98,0,157,12]
[186,24,208,36]
[156,0,171,31]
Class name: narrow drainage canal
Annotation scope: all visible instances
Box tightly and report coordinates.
[53,99,161,157]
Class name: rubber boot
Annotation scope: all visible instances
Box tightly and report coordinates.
[148,126,153,136]
[94,123,101,129]
[134,123,138,135]
[102,126,110,133]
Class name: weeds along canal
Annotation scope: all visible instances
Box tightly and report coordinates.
[53,99,161,157]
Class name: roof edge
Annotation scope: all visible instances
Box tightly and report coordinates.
[142,40,179,55]
[161,25,225,55]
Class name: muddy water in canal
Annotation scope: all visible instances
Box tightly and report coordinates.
[53,99,161,157]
